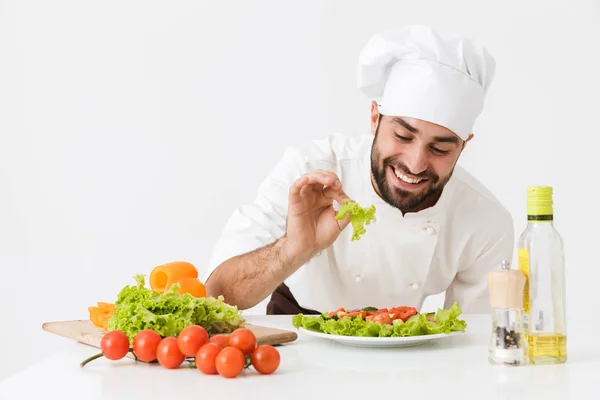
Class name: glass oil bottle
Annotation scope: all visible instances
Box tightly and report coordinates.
[517,186,567,364]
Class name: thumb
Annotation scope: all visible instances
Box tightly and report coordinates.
[334,191,354,231]
[336,212,352,231]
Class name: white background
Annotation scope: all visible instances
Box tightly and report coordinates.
[1,0,598,381]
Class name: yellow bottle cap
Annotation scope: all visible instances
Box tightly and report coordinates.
[527,186,553,216]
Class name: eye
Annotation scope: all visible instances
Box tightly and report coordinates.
[394,134,411,142]
[431,147,450,155]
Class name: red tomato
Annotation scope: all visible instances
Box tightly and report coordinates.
[228,328,256,355]
[345,311,367,319]
[100,330,130,360]
[367,313,392,325]
[251,345,280,375]
[328,307,347,318]
[209,334,230,348]
[390,306,418,321]
[215,346,245,378]
[177,325,209,357]
[156,337,185,369]
[195,343,222,375]
[133,330,162,362]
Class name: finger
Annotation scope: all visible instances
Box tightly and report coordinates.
[292,172,338,198]
[299,183,313,197]
[306,170,337,187]
[337,215,352,231]
[335,190,352,206]
[290,171,342,201]
[314,169,341,184]
[322,183,346,200]
[335,204,353,231]
[334,193,354,231]
[289,174,309,197]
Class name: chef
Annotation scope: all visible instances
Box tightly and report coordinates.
[204,25,514,315]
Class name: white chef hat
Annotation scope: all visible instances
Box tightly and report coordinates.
[357,25,496,140]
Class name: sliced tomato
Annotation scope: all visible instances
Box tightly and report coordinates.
[367,313,393,325]
[345,311,367,319]
[390,306,418,322]
[377,308,389,313]
[328,307,347,318]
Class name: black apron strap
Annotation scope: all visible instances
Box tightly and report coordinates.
[266,283,321,315]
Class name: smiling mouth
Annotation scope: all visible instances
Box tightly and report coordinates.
[391,166,427,185]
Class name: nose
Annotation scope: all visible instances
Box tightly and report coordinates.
[404,147,428,176]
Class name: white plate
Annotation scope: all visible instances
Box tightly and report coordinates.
[299,327,465,348]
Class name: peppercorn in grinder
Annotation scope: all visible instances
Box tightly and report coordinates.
[487,260,528,366]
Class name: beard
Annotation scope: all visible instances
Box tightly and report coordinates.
[370,132,454,213]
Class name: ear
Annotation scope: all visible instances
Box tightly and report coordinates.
[370,101,380,136]
[462,133,474,149]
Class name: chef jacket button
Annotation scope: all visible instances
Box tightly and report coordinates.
[355,275,362,283]
[410,283,419,289]
[424,226,436,234]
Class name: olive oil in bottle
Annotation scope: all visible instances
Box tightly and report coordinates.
[517,186,567,364]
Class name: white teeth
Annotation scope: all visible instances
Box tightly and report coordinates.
[393,168,422,184]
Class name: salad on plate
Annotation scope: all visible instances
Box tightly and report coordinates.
[292,301,466,338]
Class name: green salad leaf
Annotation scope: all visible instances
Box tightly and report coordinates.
[335,201,376,241]
[292,302,466,337]
[107,274,245,341]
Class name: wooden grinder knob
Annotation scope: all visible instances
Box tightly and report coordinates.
[487,260,526,309]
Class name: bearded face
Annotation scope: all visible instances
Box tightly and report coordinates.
[369,114,467,213]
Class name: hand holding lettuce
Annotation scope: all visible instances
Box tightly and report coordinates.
[292,302,467,337]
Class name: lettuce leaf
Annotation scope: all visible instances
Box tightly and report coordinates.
[107,274,245,341]
[335,201,376,241]
[292,302,467,337]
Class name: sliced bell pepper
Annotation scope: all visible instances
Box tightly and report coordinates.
[149,261,206,298]
[88,302,116,330]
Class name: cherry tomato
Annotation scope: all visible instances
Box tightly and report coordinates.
[133,330,162,362]
[228,328,256,355]
[251,345,280,375]
[209,334,230,348]
[177,325,209,357]
[215,346,245,378]
[100,330,130,360]
[156,337,185,369]
[195,343,222,375]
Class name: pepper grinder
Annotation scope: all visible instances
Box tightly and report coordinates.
[487,260,528,366]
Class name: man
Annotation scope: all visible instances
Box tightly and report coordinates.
[204,25,514,315]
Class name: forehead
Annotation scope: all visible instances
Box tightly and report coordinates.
[385,115,459,140]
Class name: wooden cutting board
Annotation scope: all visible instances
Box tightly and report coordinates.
[43,320,298,359]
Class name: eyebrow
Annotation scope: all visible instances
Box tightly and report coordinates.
[391,116,459,145]
[392,117,419,133]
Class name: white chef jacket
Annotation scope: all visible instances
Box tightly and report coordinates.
[206,133,514,314]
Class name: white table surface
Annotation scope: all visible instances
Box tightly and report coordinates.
[1,314,597,400]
